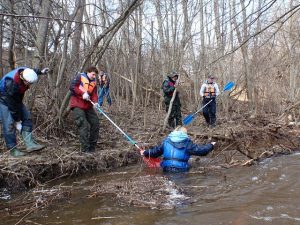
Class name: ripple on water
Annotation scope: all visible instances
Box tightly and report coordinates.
[164,181,190,208]
[250,214,300,222]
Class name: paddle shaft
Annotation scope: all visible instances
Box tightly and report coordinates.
[89,102,161,168]
[192,99,213,117]
[89,100,142,150]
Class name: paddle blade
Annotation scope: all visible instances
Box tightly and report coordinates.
[142,156,161,168]
[223,81,234,91]
[183,114,195,125]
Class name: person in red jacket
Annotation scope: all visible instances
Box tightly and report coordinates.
[69,66,100,153]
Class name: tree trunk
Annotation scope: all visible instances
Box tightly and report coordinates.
[154,0,168,76]
[182,0,198,105]
[8,0,16,70]
[28,0,51,110]
[232,0,254,112]
[131,6,142,120]
[0,14,3,78]
[71,0,85,69]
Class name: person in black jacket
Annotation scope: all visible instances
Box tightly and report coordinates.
[162,71,182,128]
[0,67,49,157]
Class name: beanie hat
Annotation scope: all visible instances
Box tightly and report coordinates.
[22,69,38,83]
[169,71,178,78]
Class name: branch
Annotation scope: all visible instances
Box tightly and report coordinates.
[81,0,142,69]
[0,12,104,27]
[206,4,300,67]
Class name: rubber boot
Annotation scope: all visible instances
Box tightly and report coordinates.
[22,131,45,152]
[10,147,26,157]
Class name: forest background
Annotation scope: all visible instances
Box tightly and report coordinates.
[1,0,300,135]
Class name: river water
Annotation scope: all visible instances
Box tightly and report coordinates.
[2,153,300,225]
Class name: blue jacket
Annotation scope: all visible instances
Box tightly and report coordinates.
[143,131,213,172]
[0,67,42,121]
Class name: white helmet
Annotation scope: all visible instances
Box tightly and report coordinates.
[22,68,38,83]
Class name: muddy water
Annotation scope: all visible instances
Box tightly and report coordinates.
[2,153,300,225]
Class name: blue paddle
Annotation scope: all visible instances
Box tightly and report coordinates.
[183,81,235,126]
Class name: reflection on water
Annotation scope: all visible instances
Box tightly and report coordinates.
[2,153,300,225]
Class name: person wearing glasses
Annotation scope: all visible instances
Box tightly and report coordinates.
[69,66,100,153]
[0,67,49,157]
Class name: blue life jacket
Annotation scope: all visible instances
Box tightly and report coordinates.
[0,67,27,94]
[144,130,213,172]
[161,137,190,171]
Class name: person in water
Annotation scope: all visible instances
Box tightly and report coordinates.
[141,126,215,172]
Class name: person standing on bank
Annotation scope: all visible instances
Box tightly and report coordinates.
[162,71,182,128]
[199,75,220,127]
[141,126,215,172]
[98,69,112,108]
[0,67,49,157]
[69,66,100,153]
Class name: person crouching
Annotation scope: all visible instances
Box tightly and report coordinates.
[0,67,49,157]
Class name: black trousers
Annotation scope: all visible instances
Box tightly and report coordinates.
[202,98,216,125]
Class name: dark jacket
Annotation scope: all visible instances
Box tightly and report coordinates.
[69,73,98,110]
[143,131,213,172]
[0,67,41,121]
[162,77,180,105]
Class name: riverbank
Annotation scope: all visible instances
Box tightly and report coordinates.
[0,145,140,192]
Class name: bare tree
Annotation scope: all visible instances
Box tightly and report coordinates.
[7,0,16,70]
[154,0,168,76]
[232,0,254,112]
[27,0,51,110]
[0,13,3,78]
[58,0,142,120]
[131,5,143,120]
